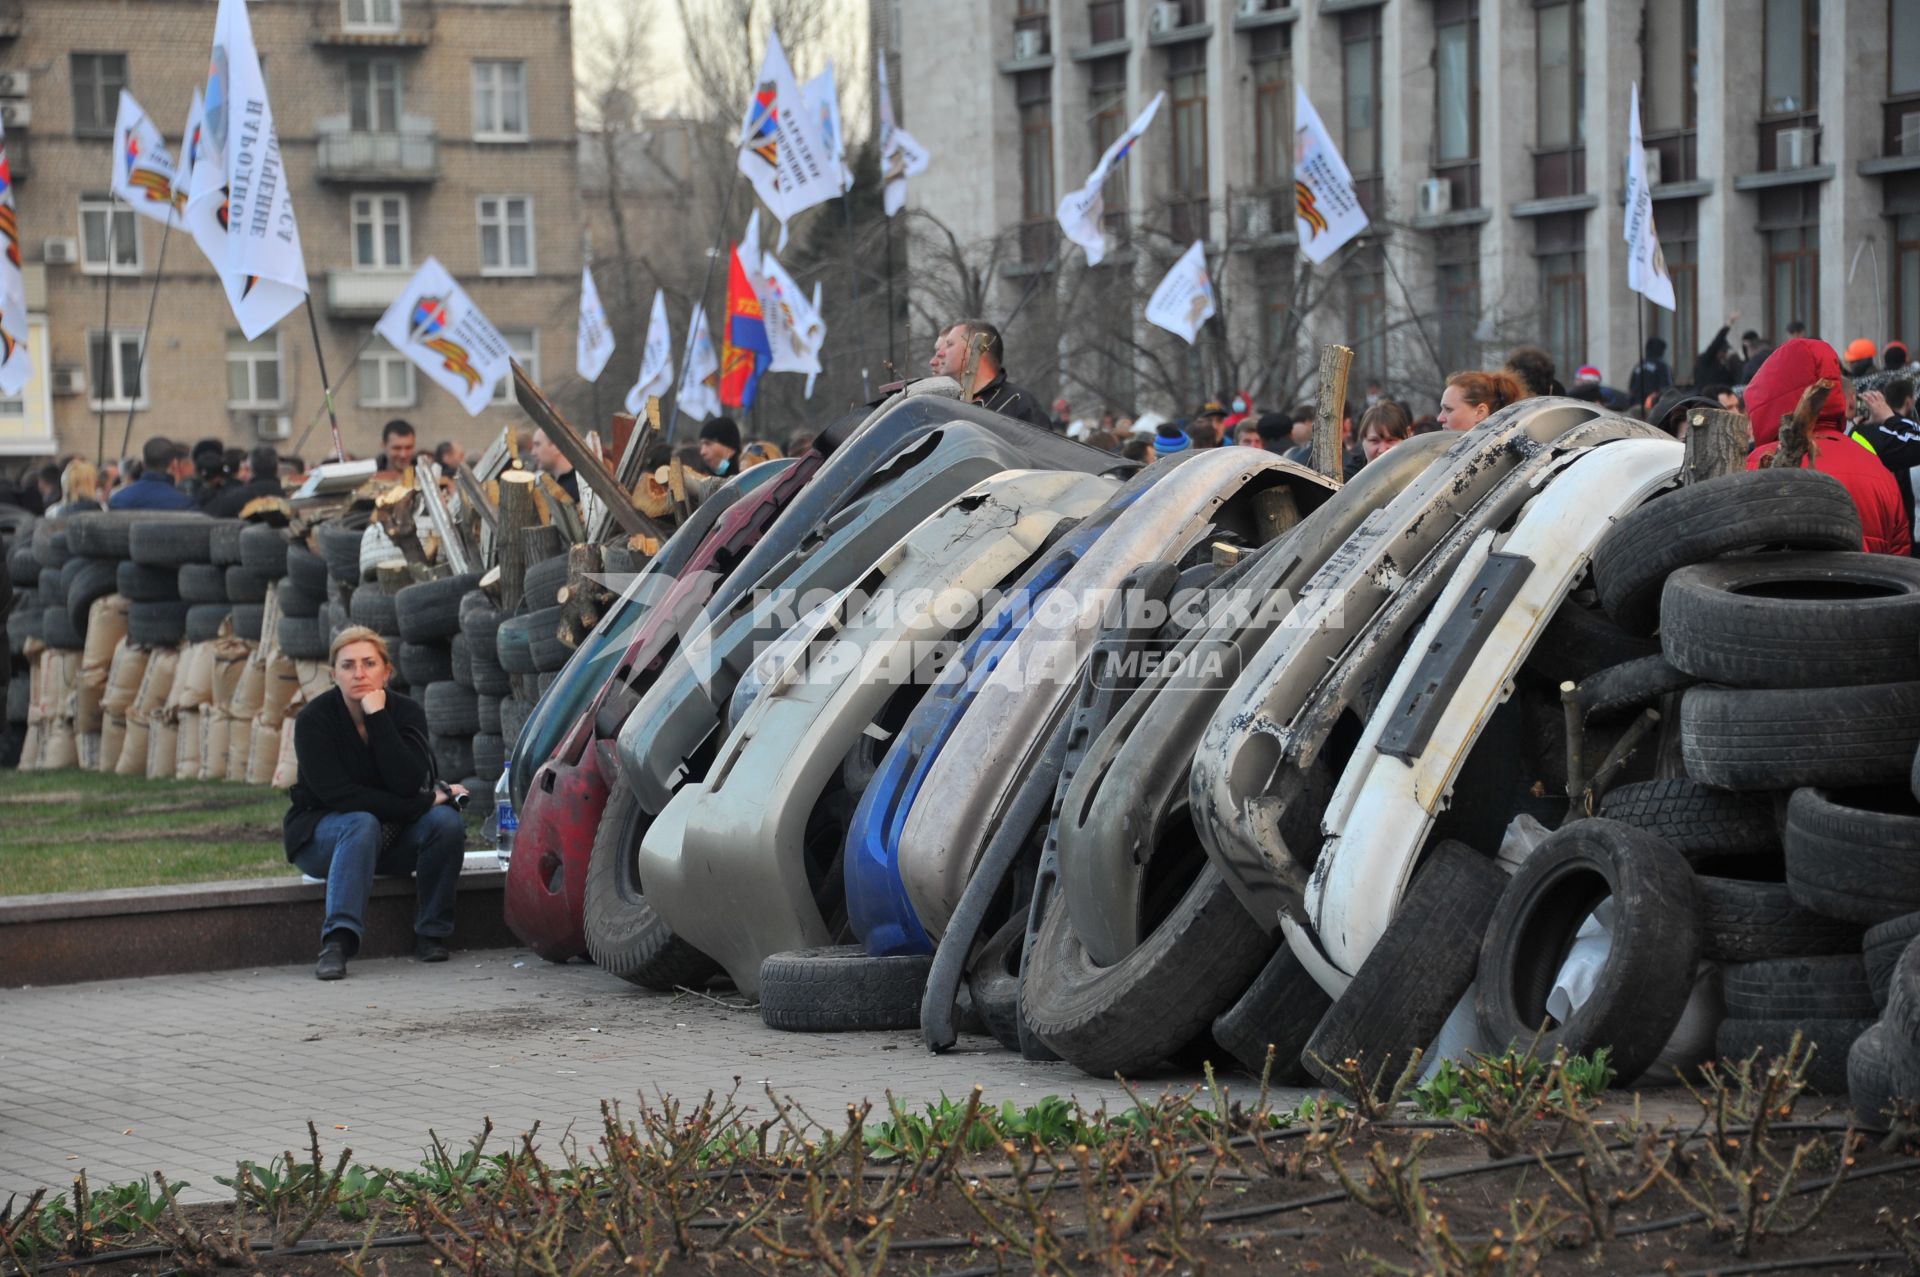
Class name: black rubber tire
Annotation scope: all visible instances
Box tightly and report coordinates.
[207,521,246,566]
[471,731,504,782]
[470,657,511,697]
[28,521,66,569]
[326,598,351,642]
[1577,654,1696,723]
[423,680,479,735]
[1660,553,1920,689]
[1715,1017,1870,1095]
[1784,787,1920,925]
[285,543,329,596]
[1475,818,1700,1082]
[1722,955,1879,1020]
[450,633,475,690]
[1891,939,1920,1054]
[964,918,1026,1051]
[224,564,273,605]
[185,603,232,642]
[41,607,83,650]
[1592,470,1864,634]
[584,786,724,990]
[315,523,367,584]
[496,614,539,675]
[1596,778,1780,864]
[1523,599,1663,686]
[431,733,472,780]
[1848,1021,1920,1126]
[524,607,571,672]
[177,562,228,604]
[128,599,191,647]
[1302,842,1503,1091]
[1682,682,1920,791]
[1212,942,1330,1083]
[477,693,503,735]
[238,523,289,576]
[276,613,329,660]
[349,587,400,634]
[398,642,452,686]
[232,603,265,642]
[66,558,117,633]
[395,573,481,643]
[522,554,570,614]
[7,672,26,721]
[65,511,139,559]
[500,695,535,749]
[128,517,214,568]
[758,946,931,1032]
[1866,914,1920,1010]
[277,583,324,619]
[460,592,506,665]
[7,544,38,587]
[1695,876,1864,964]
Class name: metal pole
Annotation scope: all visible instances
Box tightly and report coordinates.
[117,213,174,464]
[663,173,740,446]
[290,326,378,458]
[885,214,897,370]
[93,209,117,466]
[303,295,345,462]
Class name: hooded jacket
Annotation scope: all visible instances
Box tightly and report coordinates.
[1742,338,1911,556]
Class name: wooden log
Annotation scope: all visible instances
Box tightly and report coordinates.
[1251,487,1302,543]
[536,473,585,545]
[375,559,412,595]
[1682,408,1752,484]
[635,467,675,521]
[522,523,565,568]
[1765,379,1832,473]
[510,360,653,536]
[556,542,608,649]
[497,469,540,613]
[1310,345,1354,484]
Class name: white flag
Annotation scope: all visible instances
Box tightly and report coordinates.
[1056,93,1163,267]
[1143,241,1216,345]
[178,88,206,211]
[1623,84,1676,312]
[875,55,928,218]
[804,63,854,194]
[0,120,30,397]
[625,288,673,414]
[677,304,722,422]
[374,257,516,417]
[1291,87,1370,266]
[198,0,308,338]
[736,26,842,251]
[804,283,824,399]
[576,263,615,382]
[110,91,184,226]
[761,252,824,377]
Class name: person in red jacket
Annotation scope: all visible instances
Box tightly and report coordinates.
[1743,338,1912,556]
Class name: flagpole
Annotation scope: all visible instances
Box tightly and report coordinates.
[664,173,740,446]
[289,326,377,458]
[116,213,174,465]
[94,212,117,467]
[303,296,346,462]
[884,215,897,370]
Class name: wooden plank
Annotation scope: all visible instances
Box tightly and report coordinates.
[1310,345,1354,484]
[510,360,652,537]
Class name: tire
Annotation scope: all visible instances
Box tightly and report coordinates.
[759,946,932,1032]
[1660,554,1920,689]
[1592,470,1864,633]
[232,603,265,642]
[208,521,246,566]
[1596,778,1780,866]
[1784,787,1920,925]
[1866,913,1920,1010]
[522,554,570,613]
[1302,842,1503,1091]
[276,613,329,660]
[471,658,511,698]
[1476,818,1700,1082]
[7,544,38,587]
[224,564,273,605]
[128,599,191,647]
[1847,1022,1920,1127]
[41,607,83,650]
[1891,940,1920,1054]
[1212,942,1331,1083]
[1523,599,1663,686]
[177,562,228,604]
[1682,682,1920,791]
[423,680,480,735]
[1695,876,1864,964]
[8,606,42,650]
[460,592,506,665]
[500,695,536,749]
[1721,956,1879,1020]
[285,543,329,596]
[1715,1017,1870,1095]
[350,587,400,634]
[471,731,504,781]
[526,607,571,672]
[315,523,366,584]
[65,511,138,560]
[277,583,324,619]
[395,573,482,643]
[238,523,289,576]
[584,786,724,989]
[66,558,117,633]
[326,598,351,643]
[451,634,475,689]
[477,693,503,735]
[128,517,214,568]
[497,614,538,675]
[7,672,26,721]
[185,603,232,642]
[399,641,452,686]
[30,521,67,569]
[431,733,473,780]
[1578,654,1696,722]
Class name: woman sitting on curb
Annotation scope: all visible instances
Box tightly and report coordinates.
[284,625,467,980]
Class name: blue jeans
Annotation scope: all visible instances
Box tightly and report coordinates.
[293,807,465,946]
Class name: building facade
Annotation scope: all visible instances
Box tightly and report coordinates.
[0,0,578,463]
[897,0,1917,414]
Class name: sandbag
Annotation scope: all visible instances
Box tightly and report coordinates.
[75,672,104,736]
[270,715,299,788]
[99,714,125,774]
[227,712,255,780]
[134,647,180,721]
[295,659,331,705]
[176,642,217,709]
[202,710,231,780]
[146,715,178,780]
[247,718,281,785]
[102,639,148,718]
[116,716,150,776]
[230,660,265,721]
[176,707,200,776]
[77,731,101,772]
[210,639,251,705]
[17,720,40,771]
[82,594,129,671]
[259,653,299,727]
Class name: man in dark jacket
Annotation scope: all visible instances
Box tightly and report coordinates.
[203,446,286,517]
[1857,377,1920,552]
[932,319,1052,428]
[1627,338,1672,406]
[1691,310,1740,387]
[108,437,197,510]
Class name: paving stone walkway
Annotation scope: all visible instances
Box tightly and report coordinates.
[2,948,1244,1202]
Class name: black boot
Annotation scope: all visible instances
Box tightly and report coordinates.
[415,935,450,963]
[315,940,348,980]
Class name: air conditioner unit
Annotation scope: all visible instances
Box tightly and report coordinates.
[1899,112,1920,158]
[41,237,76,265]
[1642,146,1663,186]
[1013,27,1044,59]
[1418,177,1452,217]
[1776,126,1817,171]
[0,100,30,128]
[0,70,30,97]
[50,366,84,396]
[1148,1,1182,34]
[1237,199,1272,238]
[1237,0,1266,16]
[254,413,292,441]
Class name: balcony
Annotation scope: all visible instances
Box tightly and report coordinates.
[1168,196,1210,243]
[1088,0,1125,42]
[0,0,23,39]
[314,117,438,182]
[309,0,433,47]
[326,270,409,317]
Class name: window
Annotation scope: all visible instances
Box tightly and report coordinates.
[477,195,534,274]
[1644,1,1698,133]
[1088,0,1124,43]
[78,196,140,274]
[1169,60,1209,241]
[1017,70,1053,262]
[348,58,402,132]
[88,330,146,409]
[1257,251,1295,386]
[1090,57,1127,210]
[1536,213,1586,381]
[1763,0,1816,114]
[359,337,416,408]
[1347,245,1388,389]
[1437,230,1480,378]
[352,193,409,269]
[472,61,528,139]
[226,333,282,409]
[1434,0,1478,164]
[343,0,399,30]
[70,53,127,136]
[1537,0,1584,148]
[492,329,537,403]
[1895,213,1920,350]
[1646,202,1697,379]
[1767,226,1818,340]
[1897,0,1920,97]
[1341,11,1381,176]
[1251,32,1291,191]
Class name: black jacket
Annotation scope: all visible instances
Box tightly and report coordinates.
[1855,414,1920,549]
[1691,326,1732,388]
[283,687,437,859]
[202,475,285,518]
[973,371,1053,429]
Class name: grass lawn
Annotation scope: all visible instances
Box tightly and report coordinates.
[0,770,300,896]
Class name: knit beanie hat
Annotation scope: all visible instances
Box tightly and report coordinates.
[1153,423,1191,454]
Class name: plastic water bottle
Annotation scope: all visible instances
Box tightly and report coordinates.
[493,762,517,870]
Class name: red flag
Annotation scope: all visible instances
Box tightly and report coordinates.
[719,244,770,409]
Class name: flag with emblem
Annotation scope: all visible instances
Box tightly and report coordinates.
[876,54,928,218]
[803,62,854,193]
[720,234,772,410]
[1623,84,1676,311]
[625,288,673,414]
[110,91,184,226]
[678,304,721,422]
[1292,87,1369,265]
[178,88,206,213]
[1143,241,1216,345]
[0,118,29,397]
[760,251,824,381]
[576,263,615,382]
[736,26,839,251]
[1056,92,1163,267]
[375,257,515,416]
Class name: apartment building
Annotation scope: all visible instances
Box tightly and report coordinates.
[897,0,1917,412]
[0,0,578,463]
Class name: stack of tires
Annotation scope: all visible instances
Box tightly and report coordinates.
[494,552,573,770]
[2,504,40,765]
[388,571,484,798]
[457,584,510,815]
[1849,916,1920,1122]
